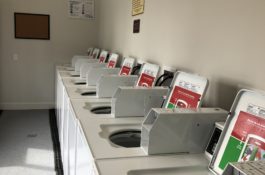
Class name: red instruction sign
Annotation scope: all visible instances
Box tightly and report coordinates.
[167,86,201,109]
[107,60,116,68]
[218,111,265,169]
[137,73,155,87]
[231,111,265,143]
[119,66,131,75]
[99,56,105,63]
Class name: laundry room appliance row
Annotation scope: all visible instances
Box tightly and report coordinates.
[55,48,265,175]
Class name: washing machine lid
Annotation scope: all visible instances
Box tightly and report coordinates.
[119,57,136,76]
[92,48,100,59]
[136,63,160,87]
[87,47,93,56]
[107,53,119,68]
[71,55,89,68]
[209,89,265,175]
[98,50,108,63]
[164,71,209,109]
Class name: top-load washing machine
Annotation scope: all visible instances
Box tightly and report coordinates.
[56,47,95,72]
[67,71,226,175]
[59,56,136,171]
[61,49,109,86]
[59,48,101,77]
[93,89,265,175]
[62,62,162,175]
[58,52,122,143]
[70,62,162,120]
[57,51,118,134]
[64,57,136,100]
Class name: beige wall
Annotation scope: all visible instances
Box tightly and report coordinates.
[98,0,265,110]
[0,0,99,109]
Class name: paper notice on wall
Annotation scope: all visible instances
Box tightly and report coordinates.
[132,0,145,16]
[69,0,95,19]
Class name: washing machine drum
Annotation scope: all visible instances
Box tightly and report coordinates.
[81,91,97,96]
[109,130,141,148]
[90,106,111,114]
[74,82,86,85]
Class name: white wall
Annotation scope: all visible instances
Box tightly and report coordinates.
[98,0,265,110]
[0,0,99,109]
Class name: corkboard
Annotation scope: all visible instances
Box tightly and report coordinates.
[14,13,50,40]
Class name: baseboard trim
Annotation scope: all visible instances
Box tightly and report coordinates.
[0,102,55,110]
[49,109,64,175]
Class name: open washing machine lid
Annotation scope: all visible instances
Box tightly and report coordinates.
[91,48,100,59]
[90,62,160,115]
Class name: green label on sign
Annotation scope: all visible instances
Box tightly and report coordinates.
[167,103,174,109]
[219,136,244,169]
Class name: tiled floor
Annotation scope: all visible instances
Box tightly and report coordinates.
[0,110,56,175]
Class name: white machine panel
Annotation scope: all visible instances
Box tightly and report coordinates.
[87,47,93,57]
[106,53,119,68]
[136,63,160,87]
[164,71,208,109]
[75,121,97,175]
[119,57,136,75]
[71,55,89,68]
[210,89,265,174]
[68,105,78,175]
[91,48,100,59]
[98,50,108,63]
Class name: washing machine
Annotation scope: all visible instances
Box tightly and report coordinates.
[63,62,162,175]
[55,48,100,132]
[57,51,116,138]
[59,48,101,77]
[94,89,265,175]
[60,56,135,173]
[61,50,109,86]
[59,52,121,148]
[63,56,136,100]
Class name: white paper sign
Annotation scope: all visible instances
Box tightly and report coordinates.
[69,0,95,19]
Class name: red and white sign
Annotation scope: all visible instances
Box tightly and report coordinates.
[137,73,155,87]
[168,86,201,108]
[119,66,131,75]
[99,56,105,63]
[232,111,265,142]
[107,60,116,68]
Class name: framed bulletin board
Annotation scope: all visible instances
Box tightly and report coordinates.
[14,13,50,40]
